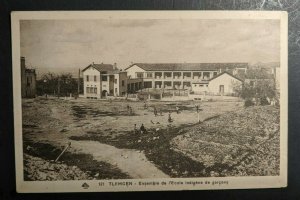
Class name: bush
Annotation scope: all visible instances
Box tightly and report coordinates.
[260,97,270,106]
[244,99,254,107]
[152,94,161,99]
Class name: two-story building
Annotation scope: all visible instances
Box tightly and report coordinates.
[125,63,247,92]
[82,62,248,98]
[82,63,127,99]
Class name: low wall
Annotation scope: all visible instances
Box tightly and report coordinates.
[159,94,241,102]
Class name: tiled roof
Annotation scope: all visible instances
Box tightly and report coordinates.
[126,63,248,71]
[82,63,113,72]
[209,71,243,82]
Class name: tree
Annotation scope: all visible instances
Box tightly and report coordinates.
[233,68,277,106]
[234,80,277,106]
[36,72,59,96]
[37,72,82,96]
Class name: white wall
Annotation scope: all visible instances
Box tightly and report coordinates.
[83,66,101,98]
[191,84,209,93]
[208,73,242,94]
[126,65,145,78]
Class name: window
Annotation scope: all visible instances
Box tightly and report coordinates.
[136,72,143,78]
[213,72,218,77]
[115,88,118,94]
[86,75,89,82]
[114,79,117,84]
[94,76,97,82]
[94,88,97,94]
[86,87,89,93]
[146,72,153,78]
[122,80,125,86]
[102,75,107,81]
[203,72,210,79]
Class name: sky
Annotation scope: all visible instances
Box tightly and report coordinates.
[20,19,280,76]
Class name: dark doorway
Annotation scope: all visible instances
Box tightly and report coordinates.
[219,85,224,94]
[102,90,107,98]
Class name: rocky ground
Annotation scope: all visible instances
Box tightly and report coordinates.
[24,154,93,181]
[21,97,280,180]
[24,141,131,180]
[171,106,280,176]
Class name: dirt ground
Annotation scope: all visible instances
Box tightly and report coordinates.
[25,96,276,180]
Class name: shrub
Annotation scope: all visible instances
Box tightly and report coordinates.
[152,94,161,99]
[260,97,270,106]
[244,99,254,107]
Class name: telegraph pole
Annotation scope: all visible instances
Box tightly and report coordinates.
[78,69,80,95]
[57,77,61,98]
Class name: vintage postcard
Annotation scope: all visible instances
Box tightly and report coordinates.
[11,11,288,192]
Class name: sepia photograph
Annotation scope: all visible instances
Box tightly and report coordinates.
[11,11,288,192]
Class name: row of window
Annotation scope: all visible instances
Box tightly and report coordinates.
[86,87,97,94]
[136,72,218,78]
[86,75,125,86]
[86,75,97,82]
[193,84,208,87]
[86,75,110,82]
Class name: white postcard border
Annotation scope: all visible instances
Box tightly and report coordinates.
[11,11,288,193]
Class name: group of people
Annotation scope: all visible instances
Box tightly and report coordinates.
[133,102,201,134]
[134,123,147,134]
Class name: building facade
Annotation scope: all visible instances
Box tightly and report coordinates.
[21,57,36,98]
[83,62,248,98]
[82,63,142,99]
[125,63,247,92]
[191,72,243,95]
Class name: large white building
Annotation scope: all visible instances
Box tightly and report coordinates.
[82,62,248,98]
[125,63,247,95]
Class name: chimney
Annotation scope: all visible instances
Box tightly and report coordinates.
[21,57,25,69]
[113,62,117,70]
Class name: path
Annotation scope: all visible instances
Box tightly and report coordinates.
[70,140,169,178]
[51,104,169,178]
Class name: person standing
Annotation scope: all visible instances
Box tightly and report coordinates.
[176,106,180,114]
[134,124,138,134]
[153,106,157,117]
[168,112,173,123]
[140,124,146,134]
[195,104,200,123]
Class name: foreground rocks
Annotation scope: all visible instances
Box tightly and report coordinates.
[24,154,93,181]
